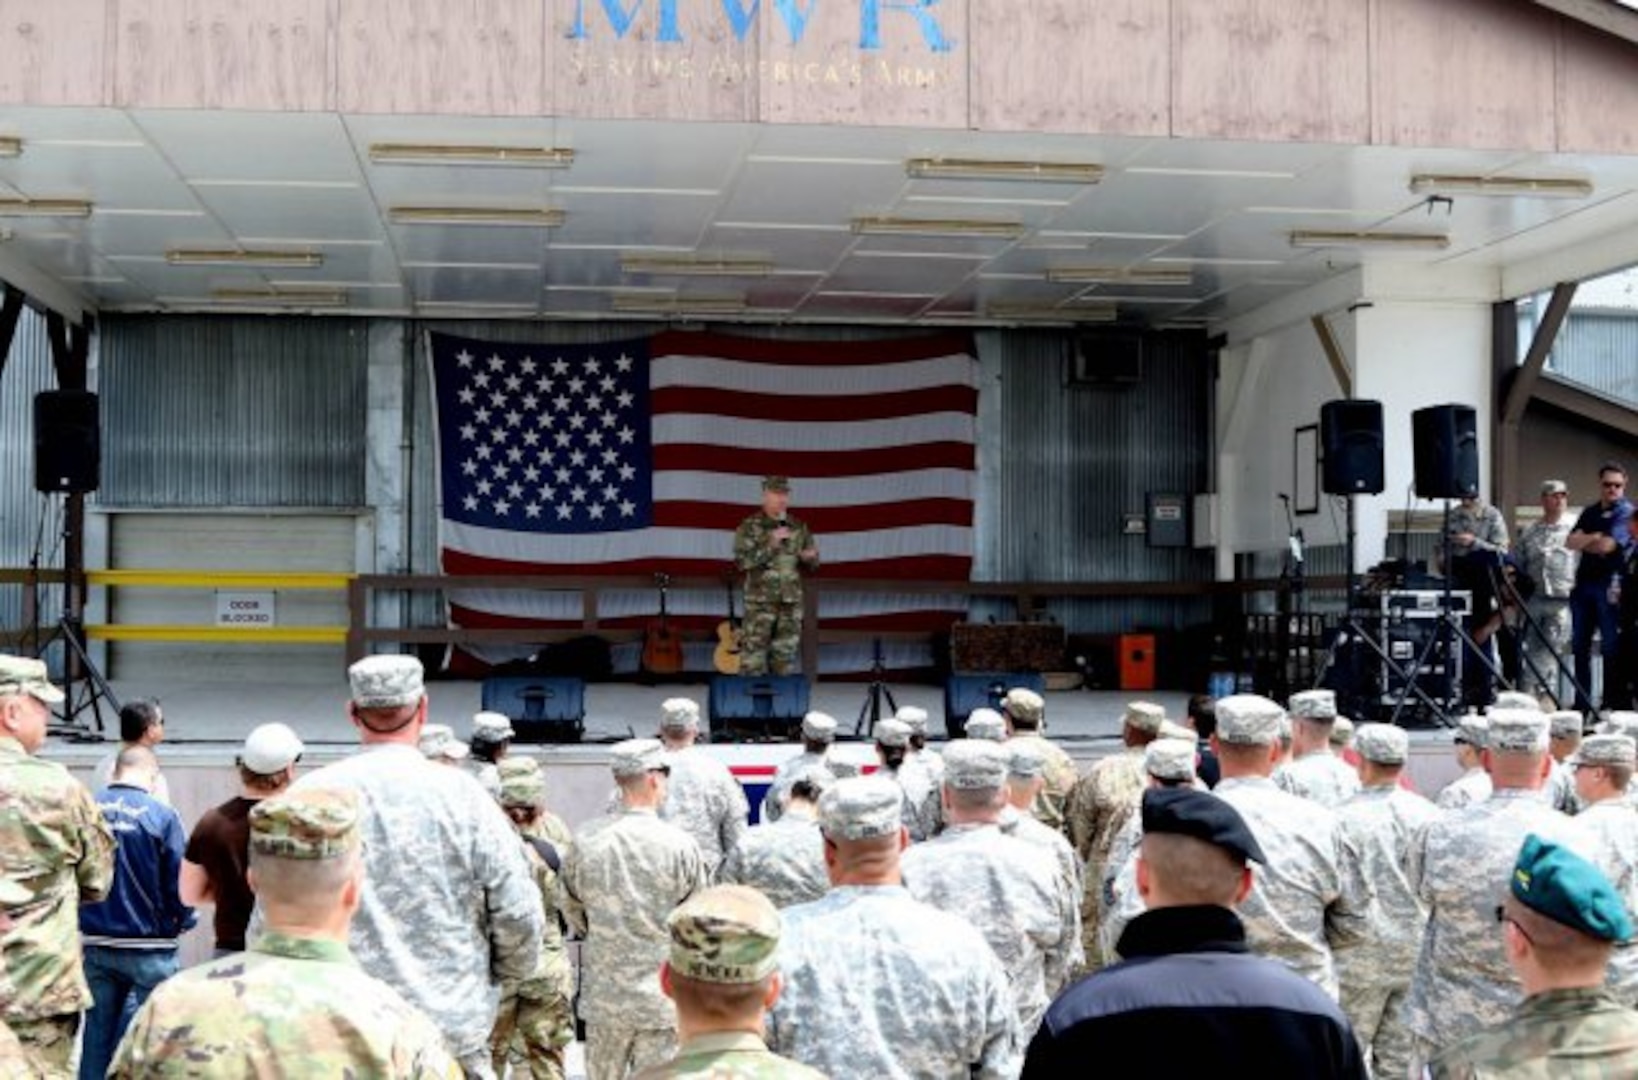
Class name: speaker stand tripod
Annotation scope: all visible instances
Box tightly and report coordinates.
[41,614,117,741]
[854,638,898,739]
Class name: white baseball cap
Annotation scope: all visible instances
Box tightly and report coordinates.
[240,722,304,774]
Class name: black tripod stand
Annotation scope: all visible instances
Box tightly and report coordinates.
[27,492,117,740]
[853,638,897,738]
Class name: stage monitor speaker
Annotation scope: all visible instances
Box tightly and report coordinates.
[1320,399,1385,495]
[34,390,100,494]
[943,672,1047,738]
[480,676,585,743]
[1412,404,1479,500]
[708,675,809,741]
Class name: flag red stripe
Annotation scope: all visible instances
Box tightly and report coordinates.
[652,330,975,367]
[652,499,973,532]
[653,442,975,476]
[651,385,978,422]
[441,550,974,580]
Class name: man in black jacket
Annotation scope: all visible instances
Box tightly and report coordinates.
[1022,788,1366,1079]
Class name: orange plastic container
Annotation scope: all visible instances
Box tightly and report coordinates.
[1119,633,1156,691]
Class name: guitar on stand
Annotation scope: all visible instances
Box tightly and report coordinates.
[640,572,686,679]
[713,574,742,676]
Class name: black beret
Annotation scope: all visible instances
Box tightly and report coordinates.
[1141,788,1266,865]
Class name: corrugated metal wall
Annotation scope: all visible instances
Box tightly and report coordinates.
[1550,310,1638,406]
[99,316,369,507]
[0,307,63,634]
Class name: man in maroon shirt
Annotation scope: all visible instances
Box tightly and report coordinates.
[179,722,303,955]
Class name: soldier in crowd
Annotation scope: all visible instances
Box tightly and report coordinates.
[1098,736,1206,961]
[1329,714,1354,753]
[874,718,939,842]
[1001,689,1076,832]
[1209,694,1370,999]
[1000,743,1083,905]
[720,767,831,908]
[93,699,170,806]
[636,885,824,1080]
[1333,723,1439,1080]
[1274,689,1361,808]
[1568,733,1638,1004]
[1438,714,1494,810]
[468,711,514,798]
[964,707,1006,741]
[0,876,49,1076]
[1405,709,1590,1068]
[1515,479,1579,700]
[1023,789,1367,1078]
[902,741,1079,1034]
[1185,694,1221,788]
[654,698,748,876]
[1449,489,1512,707]
[766,775,1021,1077]
[181,722,303,957]
[418,723,470,766]
[1547,709,1586,814]
[0,654,115,1073]
[897,705,944,787]
[562,738,708,1080]
[759,711,836,823]
[732,475,819,677]
[1429,835,1638,1078]
[491,757,575,1080]
[290,655,543,1079]
[109,789,459,1077]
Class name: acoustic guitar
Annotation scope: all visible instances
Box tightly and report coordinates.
[713,576,742,676]
[640,572,685,677]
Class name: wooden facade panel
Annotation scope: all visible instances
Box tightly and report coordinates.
[1371,0,1558,151]
[1173,0,1369,143]
[336,0,545,116]
[758,0,967,128]
[969,0,1169,136]
[0,0,109,105]
[1557,19,1638,155]
[113,0,331,110]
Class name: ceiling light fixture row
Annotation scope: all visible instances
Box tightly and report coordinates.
[0,137,20,158]
[1408,173,1594,199]
[610,292,748,315]
[167,249,323,268]
[368,143,576,168]
[1045,266,1193,286]
[0,198,92,217]
[389,206,565,227]
[905,157,1104,184]
[209,287,348,307]
[1289,229,1450,251]
[620,254,775,277]
[851,215,1025,239]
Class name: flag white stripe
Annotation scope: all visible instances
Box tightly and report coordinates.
[651,353,978,395]
[653,469,975,506]
[652,412,975,452]
[443,520,973,564]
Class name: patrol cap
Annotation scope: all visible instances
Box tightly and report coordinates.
[348,654,425,709]
[418,723,469,761]
[1123,701,1166,735]
[660,697,701,733]
[472,711,515,740]
[1511,834,1633,943]
[1568,734,1637,769]
[0,653,63,705]
[818,775,903,840]
[1541,479,1569,496]
[964,708,1006,741]
[667,884,781,984]
[1487,709,1551,754]
[942,739,1009,790]
[1214,694,1287,746]
[1140,788,1265,865]
[874,717,912,749]
[240,722,304,774]
[1329,716,1355,748]
[895,706,930,736]
[761,475,790,492]
[498,756,546,808]
[250,789,360,860]
[1007,741,1045,780]
[611,737,668,778]
[1003,688,1045,725]
[1288,689,1337,722]
[1354,723,1409,765]
[1145,738,1198,782]
[1158,719,1196,742]
[1455,714,1490,748]
[801,711,838,742]
[1548,711,1584,740]
[1493,691,1544,713]
[0,876,30,906]
[1604,712,1638,739]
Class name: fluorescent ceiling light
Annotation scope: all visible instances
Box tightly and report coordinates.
[389,206,565,227]
[0,198,92,218]
[1408,173,1594,199]
[620,254,775,277]
[0,137,20,158]
[210,287,348,307]
[906,158,1104,184]
[851,215,1024,239]
[611,292,746,315]
[166,248,323,268]
[369,143,575,168]
[984,300,1118,323]
[1289,229,1449,251]
[1045,266,1193,286]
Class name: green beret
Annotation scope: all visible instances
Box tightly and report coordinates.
[1511,834,1633,943]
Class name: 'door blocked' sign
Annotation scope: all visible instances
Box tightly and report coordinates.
[216,592,276,628]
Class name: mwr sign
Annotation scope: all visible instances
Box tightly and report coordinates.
[569,0,954,51]
[216,591,276,628]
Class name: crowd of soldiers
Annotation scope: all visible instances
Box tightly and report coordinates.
[8,643,1638,1077]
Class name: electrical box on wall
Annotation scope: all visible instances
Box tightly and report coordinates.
[1147,493,1189,548]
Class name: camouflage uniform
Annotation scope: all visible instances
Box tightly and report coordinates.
[1515,515,1576,697]
[1428,987,1638,1079]
[999,806,1084,911]
[758,749,833,823]
[1009,733,1077,833]
[718,810,829,908]
[1448,499,1510,554]
[1334,781,1440,1080]
[733,510,817,676]
[492,809,576,1079]
[1438,766,1494,810]
[902,822,1080,1033]
[894,756,943,842]
[561,807,707,1080]
[1273,749,1361,808]
[0,734,115,1072]
[1064,750,1145,966]
[1573,799,1638,1005]
[633,1032,825,1080]
[660,745,749,877]
[1547,758,1585,815]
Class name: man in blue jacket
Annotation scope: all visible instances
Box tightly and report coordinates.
[78,745,195,1080]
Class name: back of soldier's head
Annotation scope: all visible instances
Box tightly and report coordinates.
[1140,833,1244,907]
[247,790,362,915]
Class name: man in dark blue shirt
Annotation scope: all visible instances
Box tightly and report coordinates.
[1567,463,1634,711]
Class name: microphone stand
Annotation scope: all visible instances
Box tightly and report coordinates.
[1277,494,1306,701]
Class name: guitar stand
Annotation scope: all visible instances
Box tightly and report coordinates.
[853,638,897,739]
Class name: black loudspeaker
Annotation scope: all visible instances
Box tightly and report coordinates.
[34,390,101,494]
[943,672,1047,738]
[1412,404,1480,499]
[480,676,585,743]
[1319,399,1385,495]
[708,675,810,741]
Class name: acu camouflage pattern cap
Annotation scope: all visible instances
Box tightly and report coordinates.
[1145,737,1198,782]
[1541,479,1569,495]
[1549,711,1584,740]
[418,723,469,761]
[1003,688,1045,725]
[1328,716,1355,748]
[1214,694,1287,746]
[612,737,668,778]
[250,788,360,860]
[667,884,782,984]
[472,711,515,740]
[818,775,903,840]
[1512,834,1633,943]
[1123,701,1166,735]
[1456,713,1490,748]
[941,739,1009,790]
[1007,741,1045,779]
[874,717,912,749]
[348,654,425,709]
[1355,723,1409,765]
[1493,690,1545,712]
[1288,689,1337,721]
[498,756,547,808]
[1603,711,1638,739]
[0,653,64,705]
[1487,709,1551,754]
[1569,734,1637,769]
[965,708,1006,741]
[801,711,838,742]
[660,697,701,732]
[894,706,930,735]
[1157,719,1195,742]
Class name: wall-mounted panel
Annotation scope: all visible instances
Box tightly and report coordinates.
[336,0,547,116]
[113,0,332,110]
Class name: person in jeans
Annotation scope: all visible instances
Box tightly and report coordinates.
[1568,462,1634,710]
[78,746,195,1079]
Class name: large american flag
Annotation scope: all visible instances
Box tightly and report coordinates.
[428,330,979,674]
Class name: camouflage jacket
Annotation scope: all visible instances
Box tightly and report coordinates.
[661,746,749,875]
[718,811,829,909]
[631,1031,827,1080]
[1448,500,1509,555]
[1438,767,1494,811]
[1428,987,1638,1079]
[888,761,942,843]
[733,512,817,603]
[1333,785,1439,990]
[1548,760,1585,815]
[1064,750,1144,865]
[1274,750,1362,809]
[108,930,459,1078]
[1516,517,1577,600]
[760,750,834,823]
[766,884,1022,1079]
[518,813,573,963]
[560,807,706,1028]
[1573,800,1638,1003]
[1010,734,1078,834]
[999,805,1085,904]
[902,823,1080,1033]
[0,736,114,1022]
